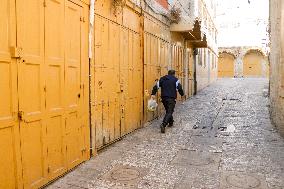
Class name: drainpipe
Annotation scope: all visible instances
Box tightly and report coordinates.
[168,44,173,70]
[183,40,189,99]
[89,0,95,156]
[187,31,198,95]
[193,48,198,95]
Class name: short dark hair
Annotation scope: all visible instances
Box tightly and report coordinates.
[168,70,175,75]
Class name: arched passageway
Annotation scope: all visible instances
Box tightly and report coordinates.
[243,50,268,77]
[218,52,235,78]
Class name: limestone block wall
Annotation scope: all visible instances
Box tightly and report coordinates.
[269,0,284,136]
[196,48,218,91]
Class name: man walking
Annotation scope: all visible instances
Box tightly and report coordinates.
[151,70,184,133]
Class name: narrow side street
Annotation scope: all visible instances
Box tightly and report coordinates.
[46,78,284,189]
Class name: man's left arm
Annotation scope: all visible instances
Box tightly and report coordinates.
[176,80,184,96]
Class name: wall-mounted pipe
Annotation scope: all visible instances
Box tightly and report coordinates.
[89,0,95,59]
[89,0,95,155]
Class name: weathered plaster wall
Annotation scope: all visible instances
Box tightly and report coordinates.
[269,0,284,136]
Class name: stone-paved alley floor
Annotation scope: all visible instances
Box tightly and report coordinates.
[46,78,284,189]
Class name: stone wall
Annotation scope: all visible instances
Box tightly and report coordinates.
[196,48,218,91]
[269,0,284,136]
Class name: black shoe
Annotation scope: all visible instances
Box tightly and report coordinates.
[168,122,174,127]
[160,124,166,133]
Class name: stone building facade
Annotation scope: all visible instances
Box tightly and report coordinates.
[269,0,284,136]
[218,47,269,78]
[91,0,219,151]
[170,0,218,91]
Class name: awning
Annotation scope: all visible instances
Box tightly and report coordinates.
[171,20,208,48]
[184,20,207,48]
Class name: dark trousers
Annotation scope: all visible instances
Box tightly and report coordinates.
[162,98,176,125]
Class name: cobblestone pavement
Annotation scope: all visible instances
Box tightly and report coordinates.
[46,78,284,189]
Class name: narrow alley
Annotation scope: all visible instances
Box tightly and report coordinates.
[46,78,284,189]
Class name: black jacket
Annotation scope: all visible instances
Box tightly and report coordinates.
[151,75,184,99]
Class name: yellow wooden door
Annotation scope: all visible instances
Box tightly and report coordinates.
[187,48,194,97]
[1,1,89,188]
[93,15,121,148]
[183,49,189,98]
[93,6,143,148]
[44,0,66,180]
[179,47,185,100]
[143,34,162,122]
[17,0,48,188]
[119,6,143,136]
[172,45,184,101]
[218,53,235,78]
[243,53,263,77]
[79,2,90,161]
[120,27,143,135]
[144,34,156,122]
[0,1,23,188]
[65,0,85,169]
[108,21,122,142]
[157,40,170,113]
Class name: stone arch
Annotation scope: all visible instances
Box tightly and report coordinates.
[243,49,268,77]
[219,51,237,59]
[218,52,236,78]
[244,49,266,57]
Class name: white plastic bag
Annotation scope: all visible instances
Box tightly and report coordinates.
[147,98,158,112]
